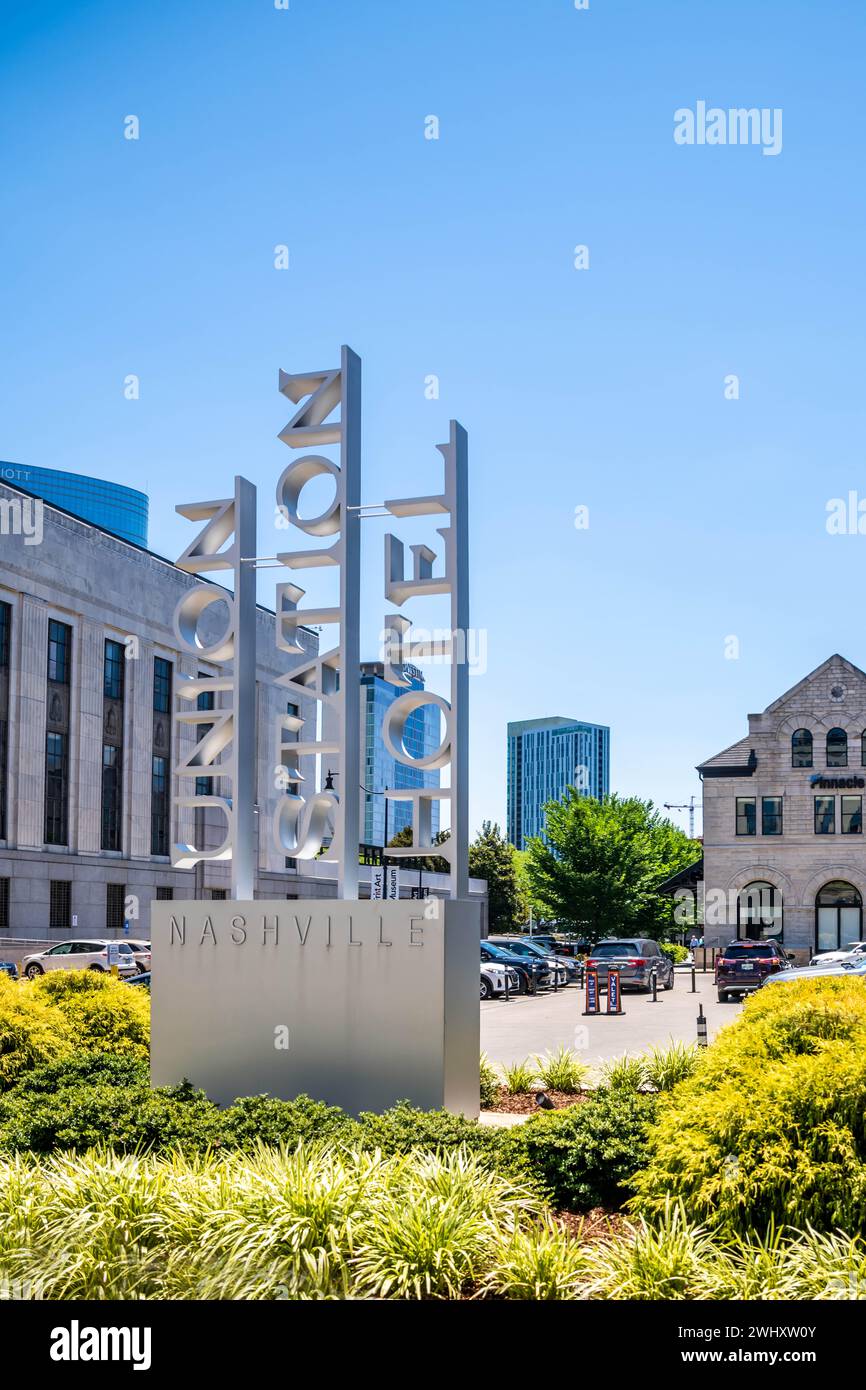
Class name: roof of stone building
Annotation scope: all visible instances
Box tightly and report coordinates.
[764,654,866,713]
[697,735,753,771]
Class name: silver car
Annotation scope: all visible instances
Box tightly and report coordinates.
[809,941,866,968]
[21,939,138,979]
[763,957,866,987]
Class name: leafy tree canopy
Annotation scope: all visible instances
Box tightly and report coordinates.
[525,791,699,944]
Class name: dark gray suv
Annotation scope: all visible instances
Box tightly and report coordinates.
[584,939,675,992]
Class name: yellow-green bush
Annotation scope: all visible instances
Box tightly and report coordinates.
[30,970,149,1060]
[0,975,71,1089]
[0,971,149,1092]
[630,978,866,1233]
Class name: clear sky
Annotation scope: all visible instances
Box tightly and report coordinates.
[2,0,865,839]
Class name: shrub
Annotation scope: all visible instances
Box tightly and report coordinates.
[30,970,149,1061]
[220,1094,361,1151]
[504,1089,658,1210]
[479,1053,499,1108]
[533,1046,588,1094]
[501,1058,537,1095]
[660,943,689,965]
[630,977,866,1233]
[0,975,71,1090]
[0,1077,223,1156]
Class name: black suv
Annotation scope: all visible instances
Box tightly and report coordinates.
[480,941,550,995]
[715,940,791,1001]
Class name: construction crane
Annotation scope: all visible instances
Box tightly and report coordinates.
[664,795,697,839]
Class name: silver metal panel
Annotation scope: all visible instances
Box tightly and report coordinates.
[151,898,480,1116]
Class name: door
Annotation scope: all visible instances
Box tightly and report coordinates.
[44,943,72,971]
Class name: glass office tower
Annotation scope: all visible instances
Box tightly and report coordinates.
[507,715,610,850]
[361,662,440,848]
[0,462,148,547]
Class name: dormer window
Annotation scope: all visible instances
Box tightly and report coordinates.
[826,727,848,768]
[791,729,813,768]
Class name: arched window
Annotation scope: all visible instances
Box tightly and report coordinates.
[737,882,783,941]
[791,729,813,767]
[816,880,862,952]
[827,728,848,768]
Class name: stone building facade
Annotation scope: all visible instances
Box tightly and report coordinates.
[699,654,866,960]
[0,480,324,941]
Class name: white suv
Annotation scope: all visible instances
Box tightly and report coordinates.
[21,940,138,979]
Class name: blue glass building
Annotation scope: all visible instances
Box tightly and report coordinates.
[361,661,440,847]
[507,715,610,850]
[0,462,148,547]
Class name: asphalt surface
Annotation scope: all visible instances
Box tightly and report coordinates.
[480,967,744,1076]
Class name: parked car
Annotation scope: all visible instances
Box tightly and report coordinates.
[480,941,550,994]
[0,961,17,980]
[763,956,866,987]
[489,935,572,985]
[715,939,791,1001]
[529,934,591,958]
[480,961,519,1000]
[20,940,138,979]
[584,939,675,993]
[124,939,152,973]
[127,971,151,988]
[809,941,866,968]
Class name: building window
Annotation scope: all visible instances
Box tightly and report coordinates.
[791,728,813,767]
[47,620,71,684]
[153,657,172,714]
[862,730,866,768]
[156,886,174,901]
[49,880,71,930]
[151,755,169,856]
[841,796,862,835]
[735,798,756,836]
[44,731,68,845]
[816,880,862,952]
[814,796,835,834]
[738,881,783,941]
[101,746,122,850]
[0,877,8,929]
[761,796,783,836]
[103,639,125,700]
[826,727,848,768]
[209,888,227,900]
[106,883,125,932]
[0,602,9,841]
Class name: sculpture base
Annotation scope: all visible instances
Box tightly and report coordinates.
[150,899,481,1117]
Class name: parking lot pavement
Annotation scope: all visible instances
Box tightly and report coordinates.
[480,968,744,1075]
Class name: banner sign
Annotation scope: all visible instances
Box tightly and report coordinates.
[583,966,599,1015]
[385,867,399,901]
[607,967,621,1014]
[370,867,384,901]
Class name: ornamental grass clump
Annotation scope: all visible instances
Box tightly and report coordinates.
[533,1046,588,1094]
[630,977,866,1235]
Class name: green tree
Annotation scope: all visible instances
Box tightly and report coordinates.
[525,791,699,944]
[385,825,450,874]
[468,821,527,932]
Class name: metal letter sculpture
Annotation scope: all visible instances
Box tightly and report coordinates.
[170,476,257,900]
[170,347,468,904]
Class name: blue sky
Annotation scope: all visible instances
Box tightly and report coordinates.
[2,0,865,838]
